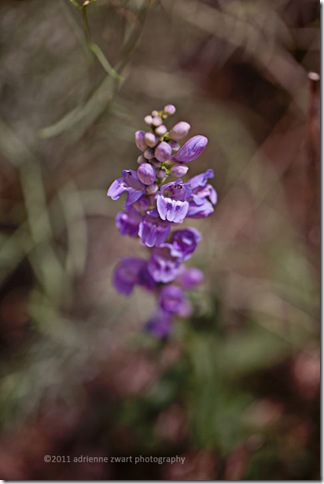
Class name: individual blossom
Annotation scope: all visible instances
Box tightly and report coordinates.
[113,257,156,295]
[176,267,204,289]
[156,180,191,223]
[107,170,146,207]
[187,169,217,218]
[138,212,171,248]
[159,285,192,317]
[145,311,172,339]
[170,228,202,261]
[116,207,142,237]
[148,244,183,283]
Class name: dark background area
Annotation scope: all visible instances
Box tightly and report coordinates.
[0,0,320,480]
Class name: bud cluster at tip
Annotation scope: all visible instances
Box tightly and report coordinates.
[107,104,217,338]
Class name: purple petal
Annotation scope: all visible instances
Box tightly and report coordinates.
[188,169,214,190]
[187,199,214,218]
[172,135,208,163]
[107,178,126,200]
[157,195,189,223]
[138,215,171,248]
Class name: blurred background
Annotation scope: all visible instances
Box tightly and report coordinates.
[0,0,320,480]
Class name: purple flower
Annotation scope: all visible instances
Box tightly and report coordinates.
[145,311,172,339]
[170,121,191,140]
[186,169,217,218]
[148,244,182,283]
[188,168,217,204]
[170,228,202,260]
[116,207,142,237]
[137,163,156,185]
[107,105,217,337]
[155,141,172,162]
[176,267,204,289]
[113,258,156,295]
[159,285,192,316]
[107,170,145,207]
[172,135,208,163]
[138,213,171,247]
[156,180,191,223]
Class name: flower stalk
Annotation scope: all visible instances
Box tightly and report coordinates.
[107,105,217,338]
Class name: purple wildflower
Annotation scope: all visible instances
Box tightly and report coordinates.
[145,311,172,339]
[159,285,192,317]
[148,244,182,283]
[116,207,142,237]
[170,228,202,261]
[176,267,204,289]
[138,213,171,248]
[107,104,217,337]
[113,257,156,295]
[107,170,146,207]
[156,180,191,223]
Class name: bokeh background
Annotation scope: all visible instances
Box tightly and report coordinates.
[0,0,320,480]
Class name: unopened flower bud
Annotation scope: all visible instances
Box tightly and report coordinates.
[169,121,191,140]
[135,130,147,151]
[137,163,156,185]
[145,132,158,147]
[152,110,159,117]
[144,115,153,125]
[164,104,176,115]
[144,148,155,160]
[146,183,159,194]
[170,140,180,152]
[152,116,163,127]
[155,141,172,162]
[171,164,189,177]
[137,155,146,165]
[157,169,167,179]
[155,125,167,137]
[172,135,208,163]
